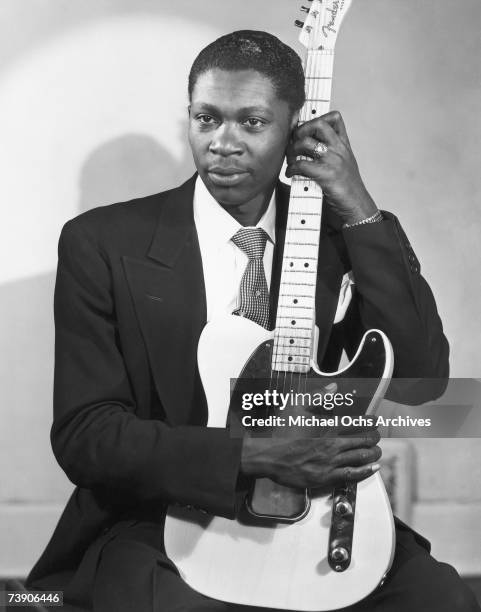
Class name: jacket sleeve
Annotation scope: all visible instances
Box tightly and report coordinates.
[51,219,243,518]
[334,212,449,405]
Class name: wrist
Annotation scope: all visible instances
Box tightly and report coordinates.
[343,210,383,229]
[240,437,271,478]
[340,188,378,226]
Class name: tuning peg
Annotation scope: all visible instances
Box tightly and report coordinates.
[300,5,310,12]
[294,20,304,28]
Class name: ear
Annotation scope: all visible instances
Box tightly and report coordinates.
[289,110,300,132]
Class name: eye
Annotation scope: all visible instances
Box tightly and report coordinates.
[243,117,266,128]
[196,114,217,125]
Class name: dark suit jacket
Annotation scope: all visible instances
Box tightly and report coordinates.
[26,174,449,606]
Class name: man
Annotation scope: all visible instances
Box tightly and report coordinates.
[26,31,478,611]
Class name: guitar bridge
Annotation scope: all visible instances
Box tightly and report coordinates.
[328,482,357,571]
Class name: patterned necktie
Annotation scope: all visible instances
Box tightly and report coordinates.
[231,228,270,329]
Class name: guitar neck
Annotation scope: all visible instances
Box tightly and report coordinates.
[272,49,335,373]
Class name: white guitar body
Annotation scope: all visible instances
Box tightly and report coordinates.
[164,315,395,611]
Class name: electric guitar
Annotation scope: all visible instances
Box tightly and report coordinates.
[164,2,395,609]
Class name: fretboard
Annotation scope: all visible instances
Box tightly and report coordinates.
[272,49,334,373]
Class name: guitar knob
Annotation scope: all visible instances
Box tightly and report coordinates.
[334,500,353,516]
[330,546,349,563]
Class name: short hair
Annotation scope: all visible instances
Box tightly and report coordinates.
[188,30,305,113]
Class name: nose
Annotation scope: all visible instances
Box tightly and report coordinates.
[209,123,243,156]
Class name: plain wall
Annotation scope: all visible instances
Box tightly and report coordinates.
[1,0,480,576]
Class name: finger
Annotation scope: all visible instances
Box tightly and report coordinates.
[336,430,381,451]
[309,382,338,395]
[285,158,333,180]
[338,422,379,436]
[331,462,381,486]
[333,445,382,468]
[320,110,351,149]
[288,135,334,162]
[324,382,338,393]
[295,117,339,147]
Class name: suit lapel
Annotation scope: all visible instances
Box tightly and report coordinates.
[123,176,207,426]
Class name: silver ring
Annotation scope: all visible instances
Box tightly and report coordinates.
[313,141,328,159]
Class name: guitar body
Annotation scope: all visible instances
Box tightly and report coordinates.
[164,315,395,611]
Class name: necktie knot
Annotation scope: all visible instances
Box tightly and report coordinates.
[231,228,268,260]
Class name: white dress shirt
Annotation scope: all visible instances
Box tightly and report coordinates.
[193,176,276,323]
[193,175,353,325]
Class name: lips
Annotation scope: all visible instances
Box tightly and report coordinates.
[207,166,249,187]
[208,166,248,175]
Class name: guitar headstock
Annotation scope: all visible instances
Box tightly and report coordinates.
[296,0,353,50]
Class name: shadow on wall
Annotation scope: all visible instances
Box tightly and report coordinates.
[78,132,194,211]
[1,133,193,501]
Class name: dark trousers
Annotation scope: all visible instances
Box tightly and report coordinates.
[91,521,480,612]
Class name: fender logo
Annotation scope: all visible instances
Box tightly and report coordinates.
[322,1,343,38]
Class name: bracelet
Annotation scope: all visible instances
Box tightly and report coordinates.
[342,210,383,229]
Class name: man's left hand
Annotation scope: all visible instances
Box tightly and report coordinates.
[286,110,378,225]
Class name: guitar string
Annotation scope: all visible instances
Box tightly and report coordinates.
[271,46,334,413]
[274,45,317,398]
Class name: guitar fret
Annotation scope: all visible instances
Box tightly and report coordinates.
[272,369,310,374]
[275,336,312,341]
[274,339,312,344]
[277,306,313,311]
[284,241,319,246]
[288,212,321,216]
[287,227,318,230]
[284,256,317,260]
[282,270,317,274]
[277,315,313,320]
[277,326,312,331]
[278,293,315,298]
[289,195,322,200]
[273,359,310,364]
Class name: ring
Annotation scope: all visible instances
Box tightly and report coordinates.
[313,142,328,159]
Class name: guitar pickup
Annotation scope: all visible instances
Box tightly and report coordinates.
[328,482,357,571]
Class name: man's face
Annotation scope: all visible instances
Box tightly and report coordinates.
[189,68,296,211]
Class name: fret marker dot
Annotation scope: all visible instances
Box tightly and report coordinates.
[304,263,309,268]
[290,339,295,344]
[291,320,296,325]
[293,299,298,304]
[290,262,294,267]
[312,109,317,114]
[301,219,306,224]
[288,357,293,362]
[304,186,309,192]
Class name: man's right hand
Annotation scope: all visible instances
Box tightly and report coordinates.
[240,429,381,490]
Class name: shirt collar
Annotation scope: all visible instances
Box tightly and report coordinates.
[193,175,276,246]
